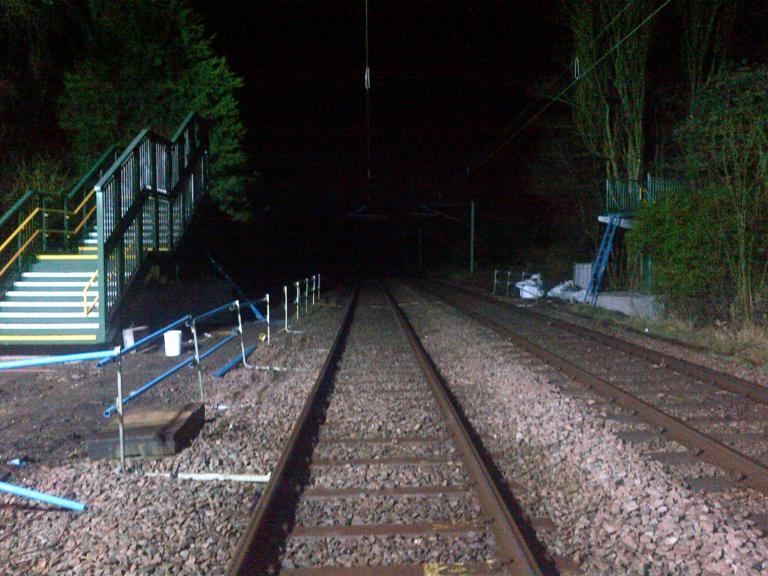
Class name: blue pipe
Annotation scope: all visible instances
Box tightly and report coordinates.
[102,334,237,418]
[241,299,266,322]
[198,334,237,361]
[193,301,236,323]
[98,315,193,367]
[215,343,257,378]
[0,349,117,371]
[104,354,195,417]
[0,480,86,512]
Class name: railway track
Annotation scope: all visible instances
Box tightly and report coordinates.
[418,279,768,497]
[228,284,546,575]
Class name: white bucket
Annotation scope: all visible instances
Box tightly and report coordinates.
[163,330,183,357]
[122,328,136,349]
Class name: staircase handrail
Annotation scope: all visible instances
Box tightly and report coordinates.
[92,112,208,341]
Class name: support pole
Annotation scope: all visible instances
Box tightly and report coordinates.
[295,281,301,321]
[115,346,125,472]
[191,321,204,402]
[266,293,271,345]
[317,274,321,301]
[235,300,251,368]
[470,200,475,275]
[493,270,498,295]
[304,278,309,313]
[284,285,289,332]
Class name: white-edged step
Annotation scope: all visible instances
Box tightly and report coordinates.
[0,312,99,318]
[0,301,99,308]
[22,272,95,278]
[6,291,97,298]
[14,281,98,288]
[0,323,99,330]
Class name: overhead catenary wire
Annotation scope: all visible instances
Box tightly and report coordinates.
[364,0,372,202]
[459,0,638,185]
[452,0,674,189]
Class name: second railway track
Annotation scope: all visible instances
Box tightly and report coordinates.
[228,284,546,575]
[418,279,768,498]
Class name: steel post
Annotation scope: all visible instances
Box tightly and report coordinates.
[311,275,316,307]
[284,285,289,332]
[235,300,251,367]
[266,293,271,345]
[191,321,204,402]
[115,346,125,472]
[295,282,301,321]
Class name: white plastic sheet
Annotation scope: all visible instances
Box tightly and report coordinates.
[515,274,545,299]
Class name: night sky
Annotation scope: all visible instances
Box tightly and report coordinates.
[193,1,561,213]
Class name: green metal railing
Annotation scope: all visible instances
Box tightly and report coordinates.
[94,112,209,341]
[605,174,687,214]
[0,146,121,290]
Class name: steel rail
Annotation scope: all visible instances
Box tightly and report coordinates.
[429,279,768,406]
[418,280,768,496]
[227,285,359,575]
[382,285,544,575]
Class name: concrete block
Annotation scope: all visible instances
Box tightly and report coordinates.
[594,291,661,319]
[88,402,204,460]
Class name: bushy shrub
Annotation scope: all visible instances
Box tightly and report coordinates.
[59,0,249,220]
[628,188,731,321]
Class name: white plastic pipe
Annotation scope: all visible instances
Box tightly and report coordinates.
[146,472,270,483]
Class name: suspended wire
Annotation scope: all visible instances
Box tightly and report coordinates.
[453,0,673,189]
[364,0,372,201]
[460,0,639,184]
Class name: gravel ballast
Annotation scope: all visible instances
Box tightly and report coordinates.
[0,294,348,575]
[395,282,768,575]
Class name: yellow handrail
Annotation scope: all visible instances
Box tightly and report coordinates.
[70,188,98,237]
[0,207,40,254]
[0,229,41,279]
[72,188,96,215]
[83,270,99,315]
[72,204,97,236]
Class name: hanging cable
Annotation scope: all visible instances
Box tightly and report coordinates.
[364,0,372,202]
[453,0,665,189]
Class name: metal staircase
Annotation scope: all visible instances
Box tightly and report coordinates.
[584,213,621,306]
[0,112,208,344]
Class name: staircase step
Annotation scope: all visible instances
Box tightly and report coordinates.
[84,238,98,244]
[22,272,95,278]
[38,254,97,261]
[28,260,97,273]
[5,291,98,298]
[79,246,97,252]
[0,322,99,330]
[0,312,99,319]
[0,334,98,343]
[0,301,97,308]
[14,281,97,288]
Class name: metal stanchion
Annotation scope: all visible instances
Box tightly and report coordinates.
[190,319,204,402]
[295,281,301,322]
[493,270,498,295]
[317,273,321,301]
[284,285,290,332]
[304,278,309,313]
[506,271,513,296]
[285,285,303,334]
[311,275,316,307]
[115,346,126,472]
[266,293,271,345]
[235,300,252,368]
